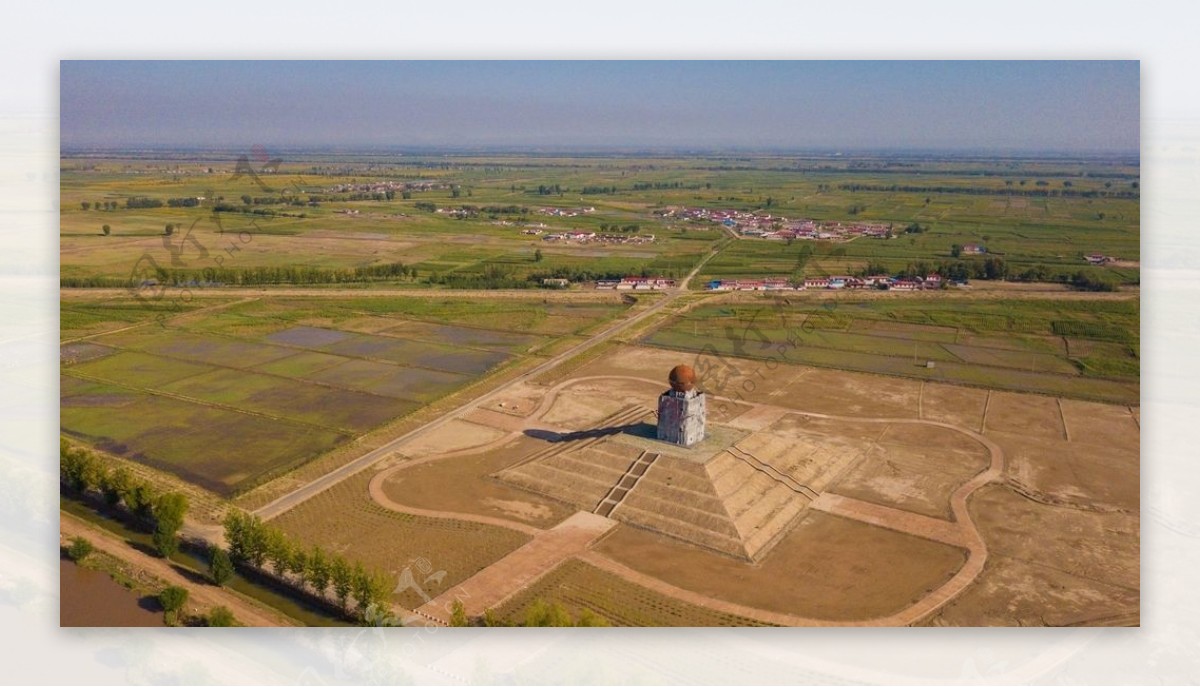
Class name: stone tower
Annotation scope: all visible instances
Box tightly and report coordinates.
[657,364,706,447]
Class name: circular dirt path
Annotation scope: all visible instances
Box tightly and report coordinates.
[367,373,1005,627]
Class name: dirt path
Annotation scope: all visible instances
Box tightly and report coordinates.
[365,372,1005,626]
[414,512,616,623]
[810,493,970,548]
[367,463,542,537]
[60,512,298,627]
[60,296,260,343]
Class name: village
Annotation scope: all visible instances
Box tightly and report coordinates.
[656,206,894,241]
[578,273,950,291]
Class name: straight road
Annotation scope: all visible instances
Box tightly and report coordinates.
[252,240,727,520]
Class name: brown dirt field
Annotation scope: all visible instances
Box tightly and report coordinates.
[767,413,890,443]
[877,421,990,453]
[983,391,1066,440]
[479,380,550,418]
[271,471,531,609]
[595,510,966,621]
[920,383,989,430]
[539,384,643,430]
[925,483,1139,626]
[830,441,988,520]
[392,418,508,457]
[770,368,923,418]
[921,551,1139,626]
[379,435,575,528]
[972,483,1138,590]
[992,430,1139,513]
[1059,399,1141,451]
[491,559,773,626]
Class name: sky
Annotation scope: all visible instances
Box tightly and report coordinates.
[59,61,1140,153]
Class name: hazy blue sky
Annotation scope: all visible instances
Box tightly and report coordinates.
[60,61,1139,153]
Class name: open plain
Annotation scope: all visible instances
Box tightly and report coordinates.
[60,150,1139,626]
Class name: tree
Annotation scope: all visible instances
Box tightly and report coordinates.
[152,523,179,557]
[330,556,353,609]
[99,466,133,507]
[66,536,93,562]
[482,608,504,627]
[101,224,110,236]
[523,599,574,627]
[950,244,963,258]
[81,201,91,210]
[125,481,157,520]
[164,223,175,236]
[159,586,188,625]
[207,606,236,627]
[152,492,188,558]
[208,546,234,586]
[264,527,292,576]
[60,443,101,492]
[450,600,469,627]
[533,248,543,262]
[352,563,391,616]
[983,256,1008,280]
[576,608,609,627]
[241,194,253,205]
[306,546,331,596]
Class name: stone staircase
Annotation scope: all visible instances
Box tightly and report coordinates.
[593,450,660,517]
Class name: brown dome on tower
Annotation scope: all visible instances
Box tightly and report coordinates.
[668,364,697,393]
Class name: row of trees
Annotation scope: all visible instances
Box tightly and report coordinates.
[836,183,1139,199]
[125,197,164,209]
[428,264,537,290]
[123,261,419,288]
[60,439,188,557]
[212,203,307,219]
[222,510,393,621]
[80,201,120,211]
[853,258,1123,290]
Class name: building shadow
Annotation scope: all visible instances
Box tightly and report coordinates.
[524,421,658,443]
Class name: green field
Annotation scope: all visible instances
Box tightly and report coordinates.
[60,294,629,495]
[643,297,1139,404]
[60,152,1137,289]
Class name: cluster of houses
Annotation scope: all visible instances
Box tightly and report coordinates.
[595,277,677,290]
[706,273,945,292]
[538,206,595,217]
[325,180,442,193]
[1086,253,1115,265]
[654,207,891,241]
[542,231,655,245]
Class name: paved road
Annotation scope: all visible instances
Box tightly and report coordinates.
[415,512,615,623]
[252,241,727,521]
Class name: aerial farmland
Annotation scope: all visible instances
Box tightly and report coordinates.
[59,147,1138,628]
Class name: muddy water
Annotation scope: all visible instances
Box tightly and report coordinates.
[60,559,163,627]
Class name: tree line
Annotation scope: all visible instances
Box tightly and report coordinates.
[80,201,120,211]
[854,257,1122,290]
[222,510,394,623]
[836,183,1139,199]
[117,261,420,288]
[60,439,188,558]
